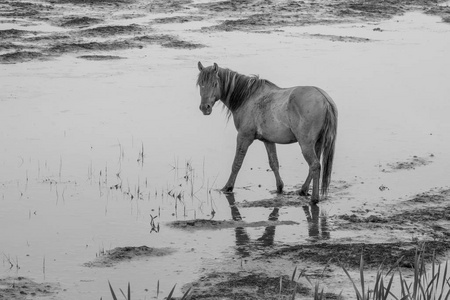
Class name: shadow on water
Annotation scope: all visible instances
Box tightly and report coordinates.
[225,193,330,257]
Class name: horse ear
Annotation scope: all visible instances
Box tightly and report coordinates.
[198,61,204,71]
[213,63,219,73]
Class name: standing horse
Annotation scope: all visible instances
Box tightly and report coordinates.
[196,62,337,203]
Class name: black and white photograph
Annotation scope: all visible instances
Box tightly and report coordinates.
[1,0,449,299]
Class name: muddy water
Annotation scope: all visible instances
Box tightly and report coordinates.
[1,7,450,300]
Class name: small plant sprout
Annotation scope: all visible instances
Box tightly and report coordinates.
[41,255,46,280]
[138,142,144,166]
[150,214,160,233]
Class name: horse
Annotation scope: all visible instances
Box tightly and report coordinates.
[196,62,337,203]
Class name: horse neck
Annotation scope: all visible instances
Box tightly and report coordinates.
[218,69,237,107]
[218,69,260,112]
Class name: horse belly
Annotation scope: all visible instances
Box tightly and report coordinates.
[255,114,296,144]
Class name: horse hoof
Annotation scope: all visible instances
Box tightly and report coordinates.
[298,190,311,197]
[221,186,234,194]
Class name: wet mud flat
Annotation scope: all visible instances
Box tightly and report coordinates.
[1,0,450,63]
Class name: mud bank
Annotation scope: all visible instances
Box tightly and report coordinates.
[84,246,175,267]
[0,277,59,300]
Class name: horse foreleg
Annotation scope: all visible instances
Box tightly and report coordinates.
[222,134,253,193]
[264,142,284,193]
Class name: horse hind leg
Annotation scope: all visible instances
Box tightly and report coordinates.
[299,172,312,196]
[299,138,323,197]
[264,142,284,193]
[298,141,321,203]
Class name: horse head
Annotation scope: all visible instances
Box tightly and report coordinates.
[197,61,221,115]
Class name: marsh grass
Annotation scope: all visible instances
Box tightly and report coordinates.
[397,251,450,300]
[282,247,450,300]
[104,281,192,300]
[341,247,450,300]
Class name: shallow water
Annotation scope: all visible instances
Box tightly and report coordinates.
[0,8,450,299]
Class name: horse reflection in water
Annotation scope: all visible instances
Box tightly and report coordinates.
[302,204,330,240]
[225,194,330,257]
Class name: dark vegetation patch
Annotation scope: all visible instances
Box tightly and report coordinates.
[170,218,298,230]
[425,5,450,22]
[134,34,174,43]
[339,214,388,223]
[336,188,450,249]
[383,154,433,172]
[408,188,450,203]
[0,277,59,300]
[161,39,205,49]
[304,33,372,42]
[135,34,205,49]
[114,13,147,20]
[58,16,103,27]
[145,0,192,13]
[79,24,144,37]
[24,33,71,43]
[238,197,308,208]
[334,0,407,19]
[77,54,126,60]
[0,29,35,39]
[338,188,450,227]
[0,42,21,51]
[84,246,175,267]
[395,206,450,222]
[171,219,233,229]
[188,272,310,299]
[153,15,204,24]
[0,51,49,64]
[206,14,283,32]
[47,40,140,53]
[263,240,450,269]
[54,0,134,4]
[0,1,53,19]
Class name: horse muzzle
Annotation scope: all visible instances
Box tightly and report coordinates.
[199,103,213,115]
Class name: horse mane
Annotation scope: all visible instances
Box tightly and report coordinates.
[197,66,278,115]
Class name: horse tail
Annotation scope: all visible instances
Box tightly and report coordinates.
[320,95,338,196]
